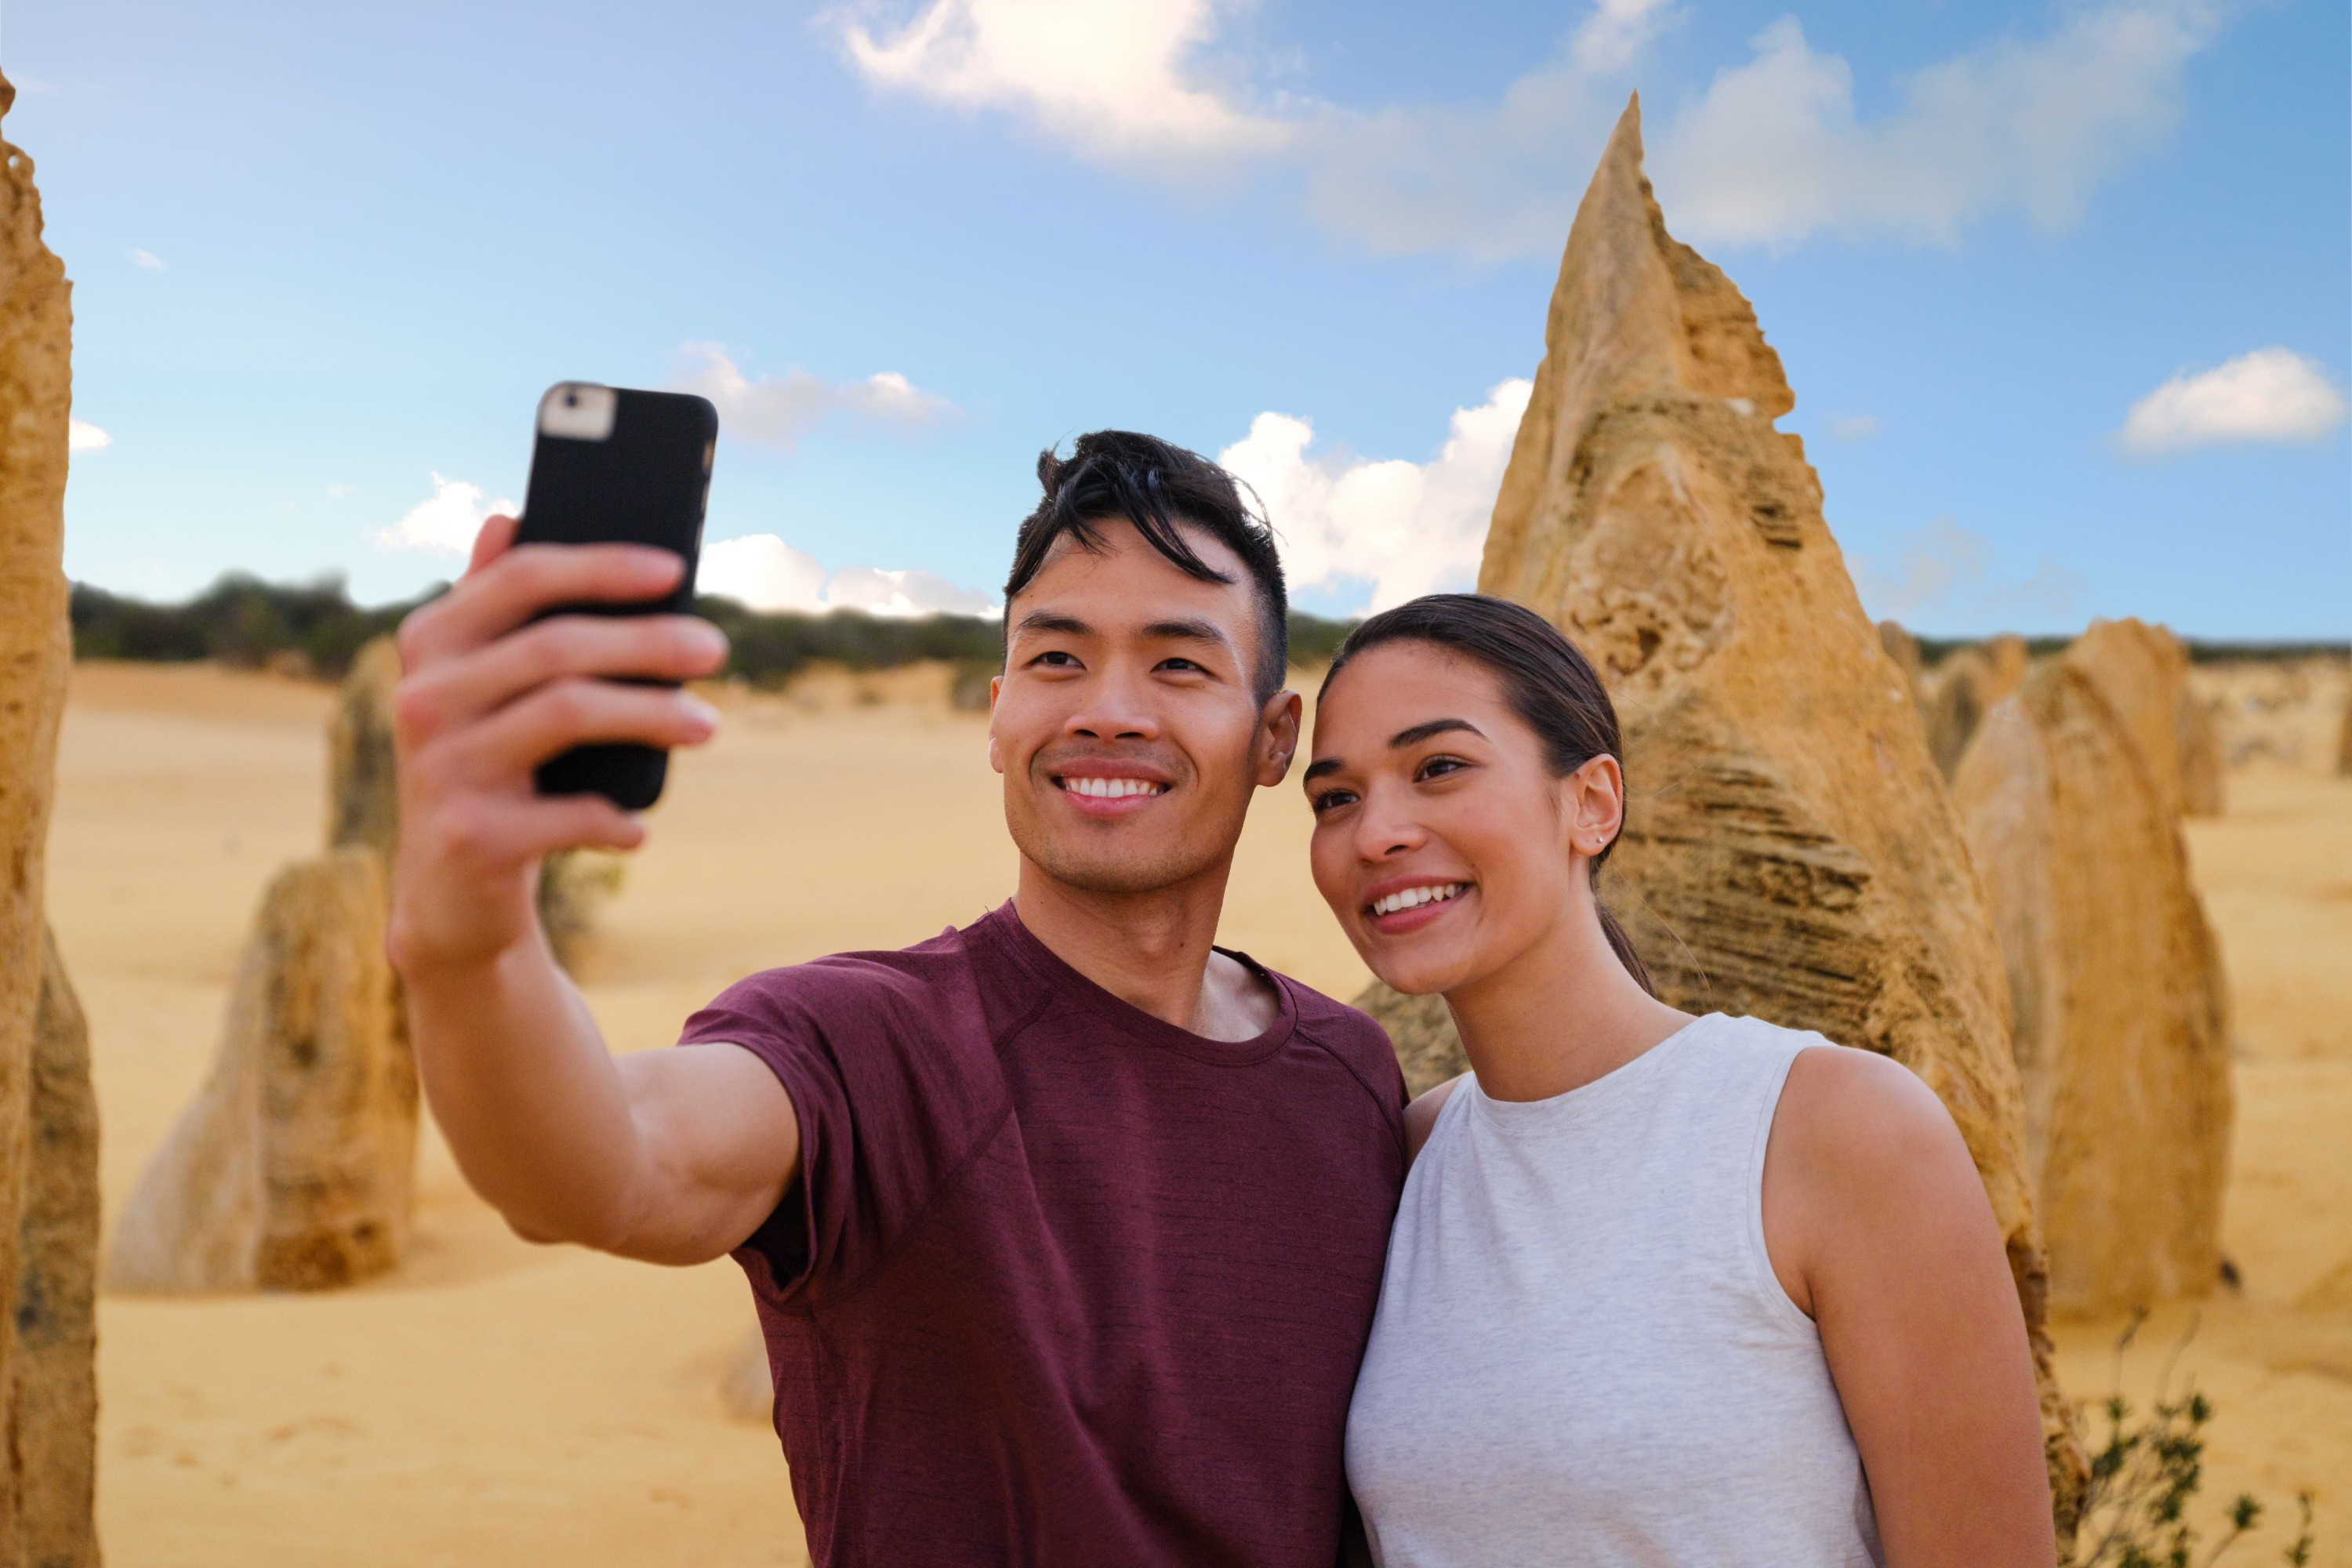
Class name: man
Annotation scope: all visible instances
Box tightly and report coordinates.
[389,430,1407,1566]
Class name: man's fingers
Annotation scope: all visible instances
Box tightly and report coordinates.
[417,790,649,875]
[435,677,720,784]
[468,513,523,576]
[400,543,687,666]
[394,614,728,740]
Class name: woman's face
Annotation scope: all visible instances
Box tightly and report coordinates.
[1304,641,1621,998]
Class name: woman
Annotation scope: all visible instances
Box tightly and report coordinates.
[1306,594,2055,1568]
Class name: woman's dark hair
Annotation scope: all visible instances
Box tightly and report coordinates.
[1005,430,1288,703]
[1320,593,1656,996]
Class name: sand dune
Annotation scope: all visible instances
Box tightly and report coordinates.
[51,660,2348,1563]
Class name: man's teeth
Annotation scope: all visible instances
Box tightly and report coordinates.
[1371,884,1469,917]
[1063,776,1167,800]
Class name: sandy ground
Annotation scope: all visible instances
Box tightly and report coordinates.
[49,659,2350,1564]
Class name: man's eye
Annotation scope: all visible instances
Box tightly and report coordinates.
[1310,789,1359,815]
[1035,651,1080,668]
[1159,657,1203,673]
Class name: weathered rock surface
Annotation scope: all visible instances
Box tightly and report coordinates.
[11,928,97,1566]
[106,848,416,1293]
[0,71,86,1562]
[1952,663,2233,1316]
[328,633,402,863]
[2066,618,2223,820]
[1920,635,2029,779]
[1877,619,1922,688]
[1356,984,1468,1102]
[339,629,626,975]
[1387,94,2085,1532]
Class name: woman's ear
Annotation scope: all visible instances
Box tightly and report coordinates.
[1565,754,1625,861]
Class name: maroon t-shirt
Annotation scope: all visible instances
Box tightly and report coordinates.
[677,901,1406,1568]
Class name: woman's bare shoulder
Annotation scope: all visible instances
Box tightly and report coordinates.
[1403,1075,1468,1164]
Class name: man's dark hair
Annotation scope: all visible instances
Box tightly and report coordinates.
[1004,430,1289,703]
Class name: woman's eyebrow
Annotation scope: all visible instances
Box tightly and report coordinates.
[1390,718,1484,748]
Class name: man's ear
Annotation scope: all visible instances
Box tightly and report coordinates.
[986,677,1006,775]
[1257,689,1304,786]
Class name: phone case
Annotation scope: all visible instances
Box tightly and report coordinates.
[514,383,719,811]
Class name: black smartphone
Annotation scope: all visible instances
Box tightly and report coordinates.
[514,382,719,811]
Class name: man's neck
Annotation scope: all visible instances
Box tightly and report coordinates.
[1011,856,1269,1040]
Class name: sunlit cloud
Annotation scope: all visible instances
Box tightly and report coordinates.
[376,473,520,558]
[699,533,996,617]
[2118,347,2347,456]
[1853,517,2087,626]
[127,248,167,270]
[829,0,2223,258]
[667,343,956,453]
[68,419,111,452]
[1218,379,1532,614]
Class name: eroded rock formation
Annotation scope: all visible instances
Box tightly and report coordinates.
[2066,618,2223,820]
[11,929,97,1566]
[107,848,416,1293]
[1952,664,2233,1315]
[0,72,90,1562]
[1374,95,2085,1533]
[329,633,402,863]
[1920,635,2029,779]
[1878,619,1922,688]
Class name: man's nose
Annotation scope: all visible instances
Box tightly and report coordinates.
[1065,666,1161,742]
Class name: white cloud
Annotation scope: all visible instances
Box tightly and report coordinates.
[1853,517,2086,626]
[837,0,1287,164]
[67,419,111,452]
[1649,3,2221,249]
[2118,347,2348,456]
[376,474,519,557]
[829,0,2219,258]
[1219,379,1532,614]
[699,533,996,617]
[1828,413,1881,441]
[668,343,956,453]
[325,482,358,499]
[126,248,166,270]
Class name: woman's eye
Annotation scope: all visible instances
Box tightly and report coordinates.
[1416,755,1468,782]
[1310,789,1359,815]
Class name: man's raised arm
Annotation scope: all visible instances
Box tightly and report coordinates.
[387,514,799,1266]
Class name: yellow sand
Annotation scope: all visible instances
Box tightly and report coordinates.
[51,661,2348,1563]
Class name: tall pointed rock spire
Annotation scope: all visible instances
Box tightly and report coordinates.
[1363,91,2091,1541]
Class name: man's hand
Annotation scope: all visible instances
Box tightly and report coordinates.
[383,516,800,1265]
[388,513,728,976]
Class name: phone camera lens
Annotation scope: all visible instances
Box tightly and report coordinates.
[562,390,579,408]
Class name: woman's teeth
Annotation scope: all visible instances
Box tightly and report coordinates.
[1371,883,1468,917]
[1062,776,1167,799]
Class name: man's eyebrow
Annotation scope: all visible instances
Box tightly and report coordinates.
[1011,611,1093,639]
[1140,618,1233,652]
[1390,718,1484,748]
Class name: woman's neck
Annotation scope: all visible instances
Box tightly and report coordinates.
[1444,886,1694,1103]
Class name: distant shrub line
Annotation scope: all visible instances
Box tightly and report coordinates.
[1914,633,2350,669]
[70,574,1361,687]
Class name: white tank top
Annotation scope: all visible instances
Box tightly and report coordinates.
[1345,1013,1883,1568]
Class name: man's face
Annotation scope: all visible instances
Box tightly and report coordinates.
[989,520,1299,897]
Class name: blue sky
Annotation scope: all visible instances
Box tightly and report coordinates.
[11,0,2347,637]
